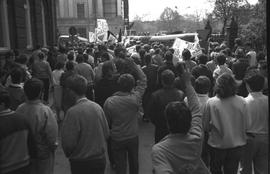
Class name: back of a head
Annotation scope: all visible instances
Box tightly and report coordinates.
[216,53,226,65]
[175,61,186,76]
[76,54,84,63]
[55,62,65,70]
[235,48,245,59]
[10,68,24,84]
[102,61,115,78]
[66,75,87,96]
[195,76,211,94]
[38,52,45,60]
[65,61,74,71]
[161,69,175,87]
[67,53,74,61]
[244,69,265,92]
[198,54,208,65]
[101,52,110,62]
[24,78,44,100]
[16,54,28,64]
[165,101,192,134]
[182,49,191,61]
[118,73,135,92]
[215,73,237,99]
[144,53,152,65]
[0,86,10,109]
[164,51,173,62]
[135,45,141,52]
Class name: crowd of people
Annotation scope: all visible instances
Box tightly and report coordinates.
[0,37,268,174]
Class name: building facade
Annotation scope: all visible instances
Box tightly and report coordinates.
[0,0,57,55]
[56,0,125,38]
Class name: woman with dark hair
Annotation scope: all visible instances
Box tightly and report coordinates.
[203,73,247,174]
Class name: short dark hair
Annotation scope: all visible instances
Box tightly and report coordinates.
[15,54,28,64]
[66,75,87,96]
[182,49,191,60]
[161,70,175,87]
[76,54,84,63]
[10,68,24,84]
[55,62,65,70]
[66,61,74,71]
[101,52,110,62]
[216,53,226,65]
[67,53,74,61]
[102,61,114,78]
[24,78,44,100]
[144,53,152,65]
[165,101,192,134]
[0,86,10,108]
[215,73,237,99]
[135,45,141,52]
[195,76,211,94]
[164,51,173,62]
[38,52,45,60]
[244,69,265,92]
[175,61,186,76]
[197,54,208,65]
[118,73,135,92]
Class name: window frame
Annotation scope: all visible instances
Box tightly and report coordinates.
[0,0,10,52]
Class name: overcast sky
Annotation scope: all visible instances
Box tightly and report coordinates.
[129,0,259,21]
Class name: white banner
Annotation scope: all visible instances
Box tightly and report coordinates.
[95,19,109,42]
[88,32,96,43]
[172,35,202,60]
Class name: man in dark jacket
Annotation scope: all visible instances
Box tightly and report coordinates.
[148,70,184,143]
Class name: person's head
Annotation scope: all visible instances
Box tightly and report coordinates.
[164,51,173,62]
[10,68,24,84]
[182,49,191,61]
[245,42,253,51]
[194,76,211,94]
[76,54,84,63]
[118,73,135,92]
[235,48,245,59]
[244,69,265,92]
[197,54,208,65]
[65,61,74,71]
[214,73,237,99]
[257,60,267,77]
[139,49,146,59]
[168,48,175,54]
[131,53,141,65]
[144,53,152,65]
[216,53,226,65]
[234,38,242,47]
[24,78,44,101]
[175,61,186,76]
[101,52,110,62]
[5,50,15,63]
[135,45,141,53]
[0,86,10,110]
[102,61,116,78]
[38,52,45,60]
[15,54,28,65]
[55,62,65,70]
[224,47,232,57]
[67,53,74,61]
[256,51,266,62]
[165,101,192,134]
[66,75,87,97]
[161,70,175,88]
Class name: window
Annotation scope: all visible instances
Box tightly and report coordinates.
[77,3,85,19]
[0,0,10,50]
[41,2,47,46]
[24,0,33,49]
[77,28,87,38]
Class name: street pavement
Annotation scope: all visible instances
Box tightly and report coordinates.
[54,118,155,174]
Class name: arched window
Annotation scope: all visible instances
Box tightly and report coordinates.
[0,0,10,51]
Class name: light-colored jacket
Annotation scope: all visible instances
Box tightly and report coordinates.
[16,100,58,159]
